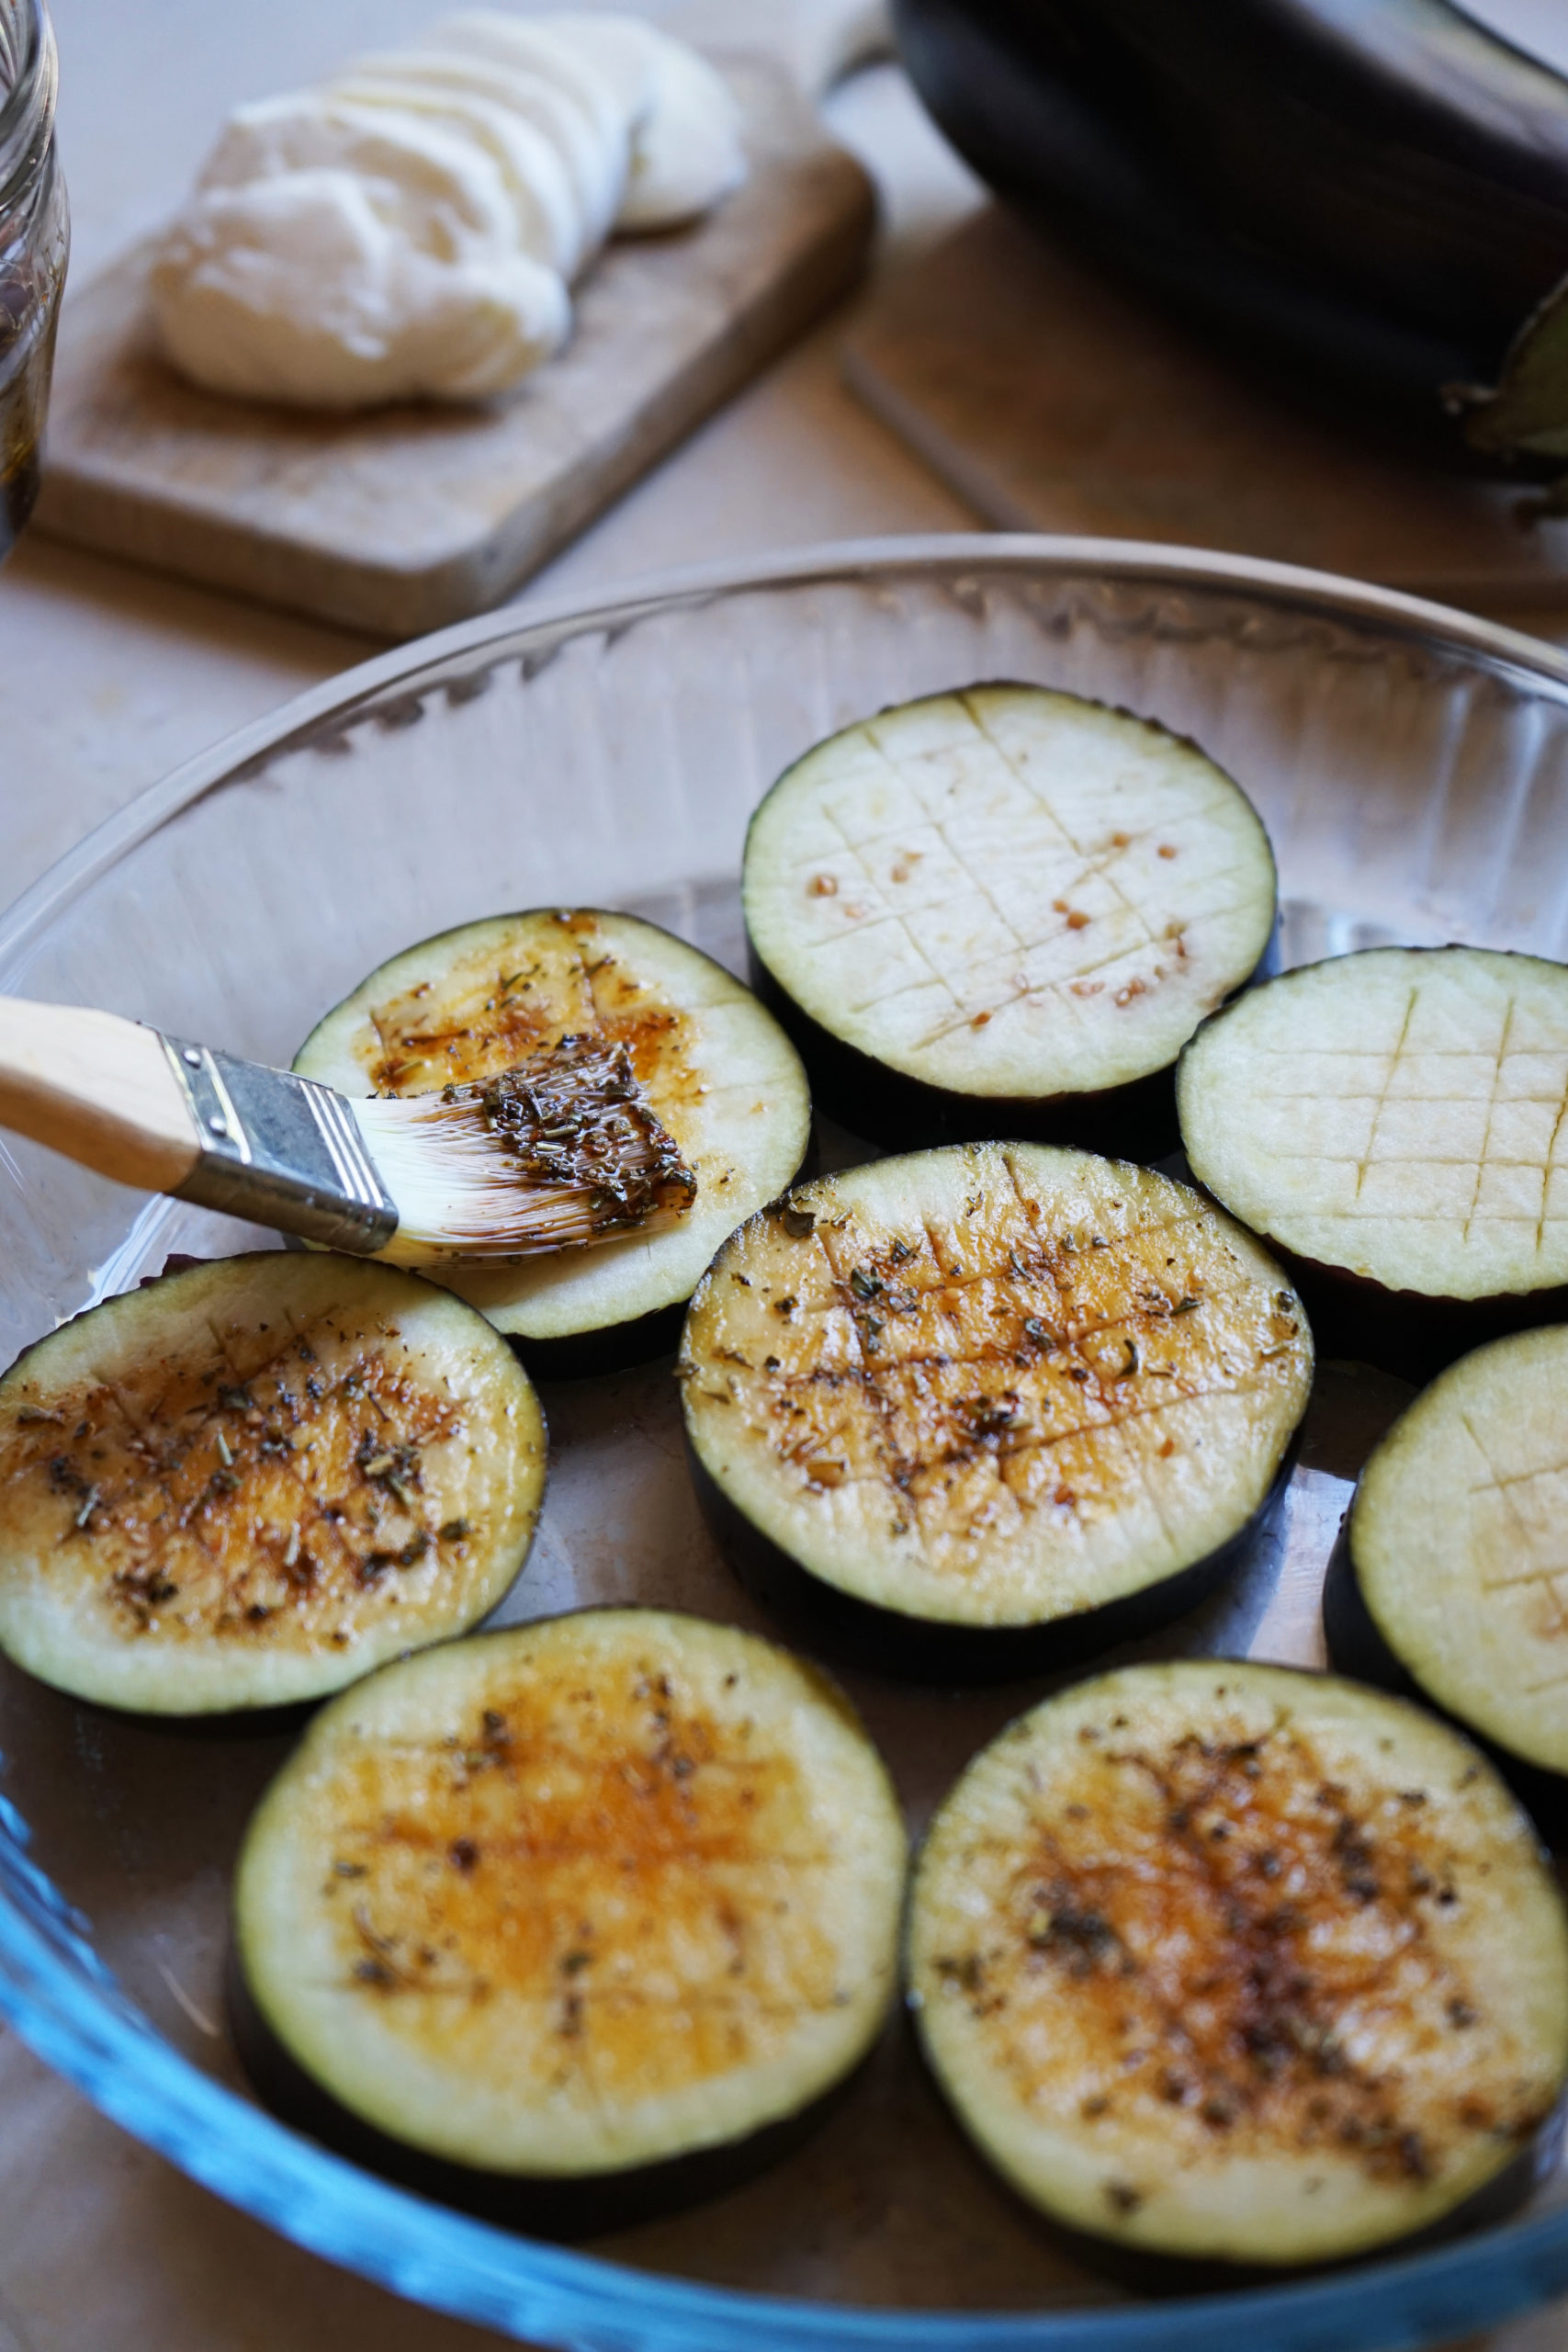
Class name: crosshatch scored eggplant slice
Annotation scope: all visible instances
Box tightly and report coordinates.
[1178,946,1568,1373]
[295,909,812,1376]
[232,1610,908,2227]
[1325,1326,1568,1792]
[908,1661,1568,2272]
[741,684,1277,1148]
[679,1143,1313,1680]
[0,1254,545,1715]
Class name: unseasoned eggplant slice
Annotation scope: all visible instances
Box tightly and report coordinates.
[1325,1325,1568,1804]
[295,909,811,1377]
[742,684,1277,1150]
[908,1661,1568,2272]
[232,1610,907,2228]
[680,1143,1312,1680]
[1179,945,1568,1376]
[0,1254,545,1715]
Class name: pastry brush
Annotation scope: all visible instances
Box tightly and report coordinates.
[0,1000,697,1262]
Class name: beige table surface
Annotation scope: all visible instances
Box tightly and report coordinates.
[2,5,1567,2347]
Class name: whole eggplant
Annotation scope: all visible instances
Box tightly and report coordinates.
[893,0,1568,453]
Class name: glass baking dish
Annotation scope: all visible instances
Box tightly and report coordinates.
[3,535,1568,2352]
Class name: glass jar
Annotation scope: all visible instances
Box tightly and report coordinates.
[0,0,64,562]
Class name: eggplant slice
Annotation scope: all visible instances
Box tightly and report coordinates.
[232,1609,907,2229]
[295,910,812,1377]
[1325,1326,1568,1803]
[908,1660,1568,2272]
[1179,945,1568,1377]
[742,684,1277,1150]
[0,1254,545,1715]
[680,1143,1312,1680]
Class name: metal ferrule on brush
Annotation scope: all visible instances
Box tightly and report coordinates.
[160,1034,398,1254]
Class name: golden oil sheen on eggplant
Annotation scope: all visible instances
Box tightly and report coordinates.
[682,1145,1311,1679]
[909,1663,1568,2269]
[232,1613,907,2224]
[0,1255,545,1713]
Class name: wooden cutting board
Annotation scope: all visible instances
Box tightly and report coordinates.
[33,54,874,639]
[843,205,1568,608]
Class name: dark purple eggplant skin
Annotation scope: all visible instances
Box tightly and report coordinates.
[227,1944,875,2239]
[504,1298,688,1384]
[892,0,1568,429]
[1323,1515,1568,1844]
[932,2060,1556,2291]
[690,1431,1297,1687]
[747,920,1279,1164]
[746,947,1181,1159]
[1252,1245,1568,1388]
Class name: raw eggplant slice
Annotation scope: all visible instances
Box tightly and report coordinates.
[908,1660,1568,2272]
[1179,945,1568,1377]
[232,1608,907,2230]
[0,1254,544,1715]
[680,1142,1312,1680]
[295,909,811,1378]
[1325,1325,1568,1803]
[742,684,1277,1151]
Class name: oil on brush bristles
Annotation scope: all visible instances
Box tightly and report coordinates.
[353,1036,697,1263]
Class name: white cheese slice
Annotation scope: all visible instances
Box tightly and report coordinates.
[542,14,747,227]
[341,44,624,260]
[325,69,586,277]
[150,167,569,408]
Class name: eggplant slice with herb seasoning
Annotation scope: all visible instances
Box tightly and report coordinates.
[742,684,1277,1152]
[680,1143,1312,1681]
[908,1660,1568,2274]
[0,1253,545,1715]
[295,909,812,1377]
[231,1608,908,2231]
[1325,1325,1568,1820]
[1178,945,1568,1379]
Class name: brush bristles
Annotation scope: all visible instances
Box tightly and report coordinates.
[350,1037,698,1265]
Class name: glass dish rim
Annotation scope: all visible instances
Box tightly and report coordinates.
[6,530,1568,2350]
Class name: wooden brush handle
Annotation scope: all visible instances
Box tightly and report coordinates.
[0,999,201,1193]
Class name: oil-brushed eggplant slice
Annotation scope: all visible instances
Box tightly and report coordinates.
[1179,945,1568,1378]
[0,1254,545,1716]
[742,684,1277,1152]
[295,909,812,1378]
[232,1609,907,2230]
[908,1660,1568,2273]
[1324,1326,1568,1809]
[680,1143,1312,1681]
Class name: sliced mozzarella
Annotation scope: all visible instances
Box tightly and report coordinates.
[150,168,569,407]
[433,11,630,156]
[0,1254,545,1714]
[326,69,585,277]
[197,91,518,256]
[294,910,810,1361]
[536,10,659,130]
[910,1660,1568,2267]
[744,684,1276,1113]
[234,1611,906,2187]
[1343,1325,1568,1778]
[541,15,746,227]
[620,35,747,229]
[682,1143,1311,1655]
[340,44,623,260]
[1179,944,1568,1303]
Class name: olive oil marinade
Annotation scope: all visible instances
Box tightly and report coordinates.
[0,262,52,554]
